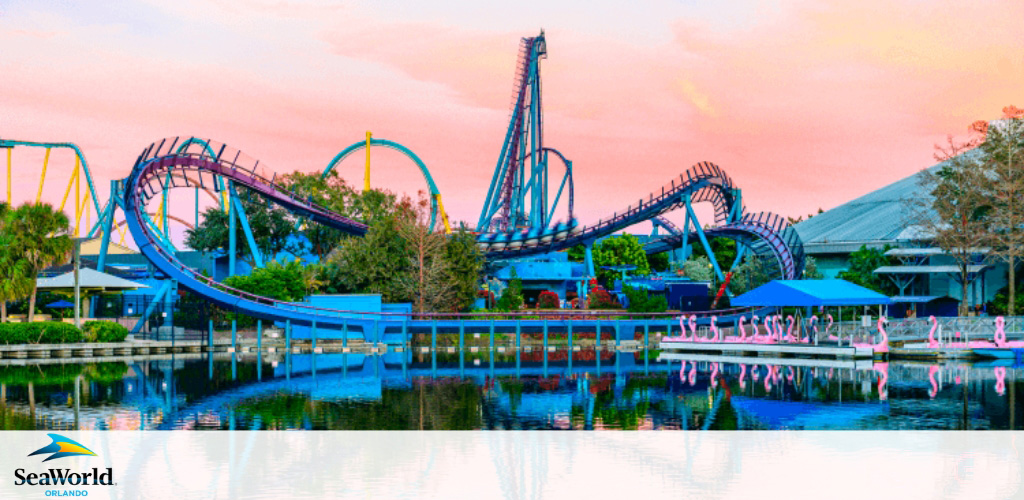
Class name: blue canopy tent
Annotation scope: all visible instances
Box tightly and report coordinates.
[732,280,893,307]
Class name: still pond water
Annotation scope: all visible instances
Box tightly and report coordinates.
[1,350,1021,430]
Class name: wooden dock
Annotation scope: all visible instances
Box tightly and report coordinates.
[658,340,875,359]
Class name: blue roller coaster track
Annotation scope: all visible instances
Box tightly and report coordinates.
[104,31,804,331]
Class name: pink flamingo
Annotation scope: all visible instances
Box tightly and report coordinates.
[995,366,1007,396]
[736,316,748,343]
[825,314,838,341]
[808,315,820,344]
[928,316,939,348]
[928,365,940,399]
[710,316,720,342]
[675,315,690,341]
[852,317,890,354]
[993,316,1024,347]
[689,315,700,342]
[752,316,775,344]
[750,315,760,342]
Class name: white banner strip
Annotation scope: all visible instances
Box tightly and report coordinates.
[0,431,1021,499]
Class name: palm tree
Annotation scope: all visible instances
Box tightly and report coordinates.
[0,202,34,322]
[4,203,73,322]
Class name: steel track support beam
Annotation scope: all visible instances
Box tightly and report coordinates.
[130,280,172,336]
[228,181,237,277]
[230,183,264,268]
[685,197,727,282]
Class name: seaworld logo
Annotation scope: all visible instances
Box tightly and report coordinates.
[28,434,97,462]
[14,434,114,489]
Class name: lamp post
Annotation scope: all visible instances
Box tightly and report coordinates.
[73,238,82,329]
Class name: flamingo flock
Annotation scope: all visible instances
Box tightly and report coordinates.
[665,313,891,353]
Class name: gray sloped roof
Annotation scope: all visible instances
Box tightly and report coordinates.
[794,165,939,253]
[36,268,149,290]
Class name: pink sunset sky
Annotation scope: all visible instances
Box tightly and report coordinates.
[2,0,1023,241]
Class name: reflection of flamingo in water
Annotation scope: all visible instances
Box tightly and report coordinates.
[995,367,1007,396]
[752,365,760,382]
[874,363,889,401]
[851,317,890,354]
[739,364,748,390]
[688,361,697,386]
[928,365,940,399]
[679,360,687,382]
[786,366,795,383]
[710,362,720,388]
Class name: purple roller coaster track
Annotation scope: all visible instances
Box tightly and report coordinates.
[113,32,804,331]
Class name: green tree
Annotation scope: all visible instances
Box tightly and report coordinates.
[837,245,896,295]
[0,202,34,322]
[277,172,401,261]
[396,194,453,313]
[978,109,1024,314]
[443,226,484,312]
[623,285,668,313]
[682,255,714,282]
[803,256,824,279]
[496,268,524,311]
[689,237,738,272]
[914,137,992,315]
[727,255,774,295]
[185,186,299,267]
[4,203,73,322]
[223,260,307,302]
[592,234,650,286]
[324,208,415,302]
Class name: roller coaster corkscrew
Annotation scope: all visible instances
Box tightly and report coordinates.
[2,31,804,332]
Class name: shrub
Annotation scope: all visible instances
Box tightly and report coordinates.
[588,287,620,309]
[82,321,129,343]
[0,322,82,345]
[537,291,560,309]
[623,285,668,313]
[0,364,84,386]
[84,362,130,383]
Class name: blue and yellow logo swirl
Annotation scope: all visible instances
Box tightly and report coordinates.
[28,434,97,462]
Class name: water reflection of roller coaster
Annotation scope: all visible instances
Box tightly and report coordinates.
[6,31,805,331]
